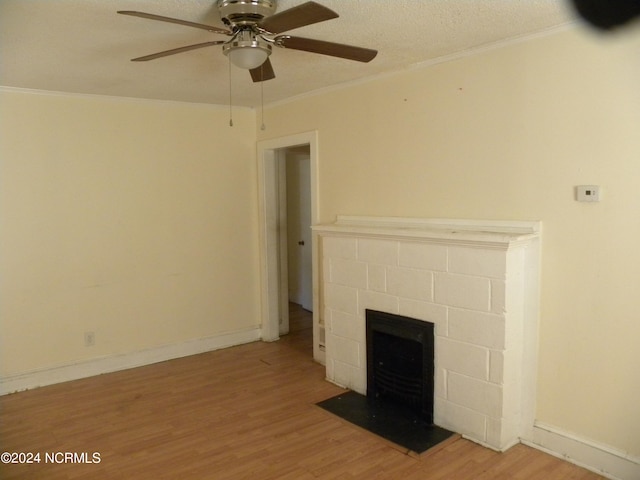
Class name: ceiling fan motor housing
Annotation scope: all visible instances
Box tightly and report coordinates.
[217,0,277,27]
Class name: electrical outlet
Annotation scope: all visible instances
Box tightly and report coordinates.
[84,331,95,347]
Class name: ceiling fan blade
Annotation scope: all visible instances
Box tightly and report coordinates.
[276,36,378,63]
[130,41,225,61]
[258,1,338,34]
[118,11,231,34]
[250,58,276,82]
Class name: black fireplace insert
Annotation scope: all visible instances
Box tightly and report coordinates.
[366,309,435,425]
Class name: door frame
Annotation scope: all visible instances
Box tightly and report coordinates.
[256,131,322,361]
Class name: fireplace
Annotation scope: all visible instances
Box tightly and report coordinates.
[313,216,541,451]
[366,309,434,424]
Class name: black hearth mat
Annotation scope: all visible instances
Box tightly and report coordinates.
[317,391,455,454]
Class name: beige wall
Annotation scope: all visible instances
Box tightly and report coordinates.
[258,28,640,455]
[0,91,261,375]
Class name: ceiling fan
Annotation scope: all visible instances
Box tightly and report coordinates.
[118,0,378,82]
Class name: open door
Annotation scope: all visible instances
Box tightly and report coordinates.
[286,146,312,312]
[257,132,323,363]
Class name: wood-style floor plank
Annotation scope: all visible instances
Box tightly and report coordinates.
[0,303,604,479]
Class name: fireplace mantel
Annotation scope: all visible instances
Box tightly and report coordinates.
[313,216,541,451]
[314,215,540,247]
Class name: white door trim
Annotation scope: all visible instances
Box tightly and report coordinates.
[256,132,321,361]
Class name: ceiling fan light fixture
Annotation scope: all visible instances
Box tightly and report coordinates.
[228,45,270,69]
[223,30,272,70]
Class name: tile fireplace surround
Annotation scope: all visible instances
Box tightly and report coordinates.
[313,216,541,451]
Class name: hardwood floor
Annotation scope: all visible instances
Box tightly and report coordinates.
[1,303,603,479]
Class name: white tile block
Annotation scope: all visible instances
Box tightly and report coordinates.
[330,258,368,289]
[357,239,398,266]
[504,280,524,319]
[398,299,447,336]
[324,283,358,315]
[490,279,506,314]
[332,360,366,394]
[486,417,519,451]
[434,366,447,400]
[504,309,524,351]
[448,246,507,279]
[329,334,360,367]
[501,382,522,422]
[435,397,487,442]
[387,267,433,301]
[448,372,504,418]
[367,263,386,292]
[506,246,526,279]
[437,337,489,381]
[326,356,335,380]
[357,290,399,316]
[488,350,504,384]
[322,257,331,281]
[399,242,447,271]
[500,349,522,395]
[434,273,491,311]
[448,308,506,349]
[329,309,363,343]
[351,367,367,394]
[505,262,525,309]
[323,236,357,260]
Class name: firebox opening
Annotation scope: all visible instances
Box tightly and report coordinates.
[366,309,435,425]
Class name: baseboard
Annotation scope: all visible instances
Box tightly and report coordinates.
[522,422,640,480]
[0,327,262,395]
[461,434,520,453]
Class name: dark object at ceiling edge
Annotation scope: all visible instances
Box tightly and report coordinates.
[570,0,640,30]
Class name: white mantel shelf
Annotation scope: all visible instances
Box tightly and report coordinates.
[313,215,541,248]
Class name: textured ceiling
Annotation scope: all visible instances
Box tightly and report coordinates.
[0,0,577,107]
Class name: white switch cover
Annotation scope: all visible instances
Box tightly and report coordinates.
[576,185,601,202]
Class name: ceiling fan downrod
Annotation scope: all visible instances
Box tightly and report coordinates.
[217,0,277,28]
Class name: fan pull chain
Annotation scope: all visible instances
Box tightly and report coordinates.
[228,55,233,127]
[260,64,266,131]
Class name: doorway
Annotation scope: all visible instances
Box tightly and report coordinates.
[257,131,322,362]
[285,146,312,313]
